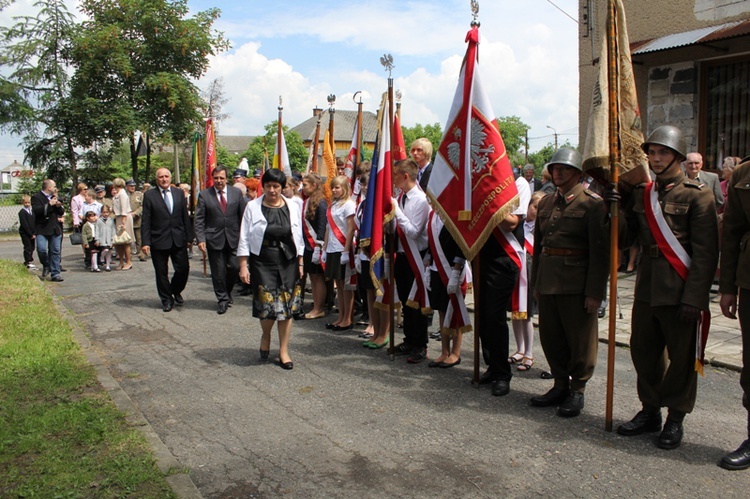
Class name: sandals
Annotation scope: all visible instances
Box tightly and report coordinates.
[517,357,534,371]
[508,351,524,364]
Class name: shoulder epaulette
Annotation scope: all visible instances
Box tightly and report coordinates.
[584,189,602,200]
[683,178,702,189]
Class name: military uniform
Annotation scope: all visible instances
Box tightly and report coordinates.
[129,189,145,259]
[623,172,718,417]
[718,156,750,469]
[532,183,609,395]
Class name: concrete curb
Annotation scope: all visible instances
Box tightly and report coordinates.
[37,277,203,499]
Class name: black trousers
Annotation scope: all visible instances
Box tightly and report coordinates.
[207,245,239,305]
[395,253,429,350]
[150,245,189,305]
[21,233,34,265]
[477,240,518,381]
[740,288,750,411]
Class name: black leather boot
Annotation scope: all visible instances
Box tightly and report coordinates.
[719,413,750,470]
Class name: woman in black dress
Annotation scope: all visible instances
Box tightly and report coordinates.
[238,169,304,370]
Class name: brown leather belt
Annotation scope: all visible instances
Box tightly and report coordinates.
[542,247,587,257]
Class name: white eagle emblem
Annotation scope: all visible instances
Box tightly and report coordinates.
[447,117,495,174]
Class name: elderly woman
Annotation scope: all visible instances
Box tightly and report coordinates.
[238,169,304,370]
[111,177,134,270]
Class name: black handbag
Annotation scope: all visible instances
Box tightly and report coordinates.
[69,232,83,245]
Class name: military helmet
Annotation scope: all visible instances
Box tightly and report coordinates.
[641,125,686,160]
[547,148,583,173]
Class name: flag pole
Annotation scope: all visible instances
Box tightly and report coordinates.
[356,93,363,172]
[327,94,336,161]
[605,0,621,433]
[277,96,284,170]
[311,112,322,173]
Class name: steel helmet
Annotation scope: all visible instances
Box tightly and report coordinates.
[641,125,687,160]
[547,148,583,173]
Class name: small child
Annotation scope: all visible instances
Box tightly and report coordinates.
[81,189,102,217]
[81,211,100,272]
[96,205,116,271]
[510,190,546,372]
[18,194,36,269]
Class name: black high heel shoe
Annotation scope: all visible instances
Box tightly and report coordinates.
[280,361,294,370]
[259,349,270,360]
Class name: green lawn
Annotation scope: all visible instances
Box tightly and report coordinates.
[0,260,177,498]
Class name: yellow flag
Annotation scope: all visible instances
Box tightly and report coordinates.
[322,130,336,203]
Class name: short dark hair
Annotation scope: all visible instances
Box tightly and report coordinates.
[262,168,287,188]
[213,166,229,178]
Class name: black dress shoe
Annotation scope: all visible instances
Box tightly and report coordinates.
[658,419,683,450]
[491,379,510,396]
[617,409,662,436]
[280,361,294,370]
[259,349,269,360]
[530,387,570,407]
[557,392,584,418]
[173,293,184,305]
[478,369,496,385]
[217,302,228,315]
[162,299,174,312]
[228,296,234,305]
[720,439,750,470]
[50,275,64,282]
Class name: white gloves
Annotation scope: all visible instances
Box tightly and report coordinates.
[446,267,461,295]
[423,268,431,291]
[312,246,321,265]
[340,251,350,265]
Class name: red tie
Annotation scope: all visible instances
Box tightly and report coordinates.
[219,190,227,213]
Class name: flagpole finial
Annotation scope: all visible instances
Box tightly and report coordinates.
[470,0,480,27]
[395,90,402,104]
[380,53,394,78]
[327,94,336,112]
[278,96,283,111]
[353,91,363,105]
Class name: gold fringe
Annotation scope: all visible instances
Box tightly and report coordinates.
[510,311,528,320]
[420,306,432,316]
[440,324,473,339]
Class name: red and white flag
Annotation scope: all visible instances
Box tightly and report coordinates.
[426,26,518,261]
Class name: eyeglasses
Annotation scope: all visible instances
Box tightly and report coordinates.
[410,148,423,152]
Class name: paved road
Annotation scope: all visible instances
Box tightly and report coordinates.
[2,239,749,497]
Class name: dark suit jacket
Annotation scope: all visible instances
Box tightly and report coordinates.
[18,208,35,236]
[31,190,64,236]
[141,186,192,250]
[418,163,433,191]
[194,185,247,251]
[528,178,543,192]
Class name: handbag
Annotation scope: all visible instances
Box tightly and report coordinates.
[69,232,83,245]
[112,230,133,246]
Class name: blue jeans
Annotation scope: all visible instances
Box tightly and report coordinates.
[36,234,62,277]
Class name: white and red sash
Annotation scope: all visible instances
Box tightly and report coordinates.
[302,198,318,250]
[327,202,356,287]
[397,225,431,313]
[643,182,710,375]
[493,226,526,319]
[429,212,471,336]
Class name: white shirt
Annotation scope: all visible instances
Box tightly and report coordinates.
[394,184,430,252]
[160,187,174,214]
[325,199,356,254]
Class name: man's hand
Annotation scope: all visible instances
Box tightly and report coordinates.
[677,304,702,323]
[720,293,738,320]
[584,296,602,315]
[141,245,150,257]
[197,242,207,253]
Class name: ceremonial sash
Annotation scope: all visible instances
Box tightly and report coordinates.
[643,182,709,374]
[397,225,431,313]
[428,212,471,336]
[493,226,526,319]
[327,201,356,285]
[302,198,318,250]
[326,203,348,248]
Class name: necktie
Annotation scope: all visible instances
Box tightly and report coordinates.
[163,189,172,214]
[400,193,406,209]
[219,190,226,213]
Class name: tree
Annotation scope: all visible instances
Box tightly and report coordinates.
[69,0,228,182]
[400,122,442,162]
[527,139,577,173]
[241,121,307,173]
[201,77,230,131]
[0,0,83,191]
[496,115,530,167]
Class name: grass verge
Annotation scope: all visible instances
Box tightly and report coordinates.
[0,260,176,498]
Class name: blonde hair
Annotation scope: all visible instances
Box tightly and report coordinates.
[330,175,351,202]
[112,177,125,189]
[21,194,31,202]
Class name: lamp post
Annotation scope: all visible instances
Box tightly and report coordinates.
[546,125,559,149]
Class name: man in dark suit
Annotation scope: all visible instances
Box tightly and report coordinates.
[141,168,192,312]
[195,166,247,314]
[523,164,543,192]
[31,179,65,281]
[684,152,724,211]
[18,194,36,269]
[410,138,433,191]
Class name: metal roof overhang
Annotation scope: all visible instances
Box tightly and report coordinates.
[631,19,750,55]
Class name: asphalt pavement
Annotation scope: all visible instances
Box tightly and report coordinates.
[2,238,749,498]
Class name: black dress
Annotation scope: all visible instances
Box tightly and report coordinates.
[250,204,302,320]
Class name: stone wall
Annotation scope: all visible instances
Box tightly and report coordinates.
[646,62,699,149]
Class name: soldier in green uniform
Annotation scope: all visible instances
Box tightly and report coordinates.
[127,179,146,261]
[617,126,719,450]
[718,154,750,470]
[530,148,610,418]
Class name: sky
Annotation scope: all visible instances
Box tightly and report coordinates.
[0,0,581,167]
